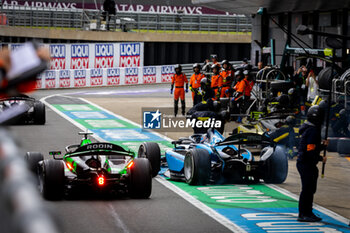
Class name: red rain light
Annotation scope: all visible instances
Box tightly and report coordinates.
[66,162,73,170]
[98,176,105,186]
[127,161,134,169]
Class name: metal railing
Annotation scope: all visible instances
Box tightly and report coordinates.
[0,6,252,34]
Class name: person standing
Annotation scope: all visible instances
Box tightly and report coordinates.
[220,60,234,98]
[297,105,328,222]
[210,64,223,100]
[306,69,318,102]
[170,64,188,116]
[103,0,116,31]
[190,63,205,106]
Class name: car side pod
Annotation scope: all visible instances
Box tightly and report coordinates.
[166,150,185,173]
[263,145,288,184]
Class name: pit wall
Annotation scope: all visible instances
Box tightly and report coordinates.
[36,65,175,89]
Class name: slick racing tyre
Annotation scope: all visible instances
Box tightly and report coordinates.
[25,152,44,174]
[33,101,46,125]
[129,158,152,198]
[39,159,64,200]
[337,138,350,156]
[263,145,288,184]
[184,148,211,185]
[327,137,339,152]
[138,142,161,177]
[318,67,339,91]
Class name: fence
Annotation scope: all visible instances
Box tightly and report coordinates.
[0,6,252,33]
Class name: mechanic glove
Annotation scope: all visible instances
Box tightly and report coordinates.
[185,84,189,93]
[170,84,174,94]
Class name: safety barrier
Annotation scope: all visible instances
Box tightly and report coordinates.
[36,61,243,89]
[0,129,61,233]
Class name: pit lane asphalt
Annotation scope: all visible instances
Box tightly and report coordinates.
[9,84,350,232]
[8,84,232,233]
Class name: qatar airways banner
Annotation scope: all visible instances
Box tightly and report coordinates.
[11,42,144,70]
[37,65,173,89]
[2,1,233,15]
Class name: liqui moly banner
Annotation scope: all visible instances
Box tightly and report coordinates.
[44,70,57,89]
[90,68,103,86]
[74,69,87,87]
[36,64,181,89]
[161,65,175,83]
[59,70,71,88]
[107,68,121,86]
[10,42,144,69]
[119,43,144,67]
[71,44,90,69]
[125,67,139,85]
[95,44,114,68]
[50,44,66,70]
[143,66,157,84]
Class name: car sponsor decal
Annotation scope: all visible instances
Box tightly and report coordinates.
[49,100,350,233]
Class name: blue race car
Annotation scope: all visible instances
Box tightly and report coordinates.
[139,129,288,185]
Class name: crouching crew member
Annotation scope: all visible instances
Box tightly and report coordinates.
[170,64,188,116]
[220,60,234,98]
[211,64,223,100]
[190,63,205,106]
[297,105,328,222]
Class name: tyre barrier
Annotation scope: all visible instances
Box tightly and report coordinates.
[337,137,350,157]
[0,129,61,233]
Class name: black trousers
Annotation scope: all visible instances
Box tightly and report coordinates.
[297,162,319,216]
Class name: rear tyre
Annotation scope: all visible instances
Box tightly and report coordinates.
[25,152,43,174]
[39,159,64,200]
[337,138,350,156]
[138,142,161,177]
[129,158,152,198]
[33,101,46,125]
[263,145,288,184]
[184,148,211,185]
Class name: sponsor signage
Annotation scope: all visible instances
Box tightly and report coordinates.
[107,68,120,86]
[125,67,139,85]
[120,43,141,67]
[2,1,238,15]
[95,44,114,68]
[50,44,66,69]
[73,69,86,87]
[44,70,56,88]
[90,68,103,86]
[71,44,89,69]
[161,65,175,83]
[143,66,157,84]
[59,70,71,88]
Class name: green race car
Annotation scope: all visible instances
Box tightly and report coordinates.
[25,132,159,200]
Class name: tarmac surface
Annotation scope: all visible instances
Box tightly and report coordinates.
[9,84,350,232]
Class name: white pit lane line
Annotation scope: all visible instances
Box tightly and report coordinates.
[40,93,350,231]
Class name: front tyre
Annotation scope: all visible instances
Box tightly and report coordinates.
[184,148,211,185]
[129,158,152,198]
[138,142,161,177]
